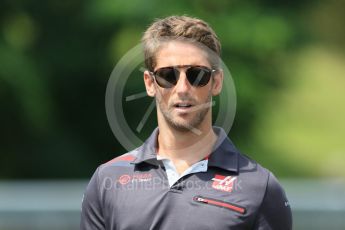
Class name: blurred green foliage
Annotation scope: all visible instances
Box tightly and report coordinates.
[0,0,344,179]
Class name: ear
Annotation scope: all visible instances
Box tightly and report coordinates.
[144,70,156,97]
[211,69,223,96]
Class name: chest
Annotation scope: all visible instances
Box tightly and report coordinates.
[103,168,263,230]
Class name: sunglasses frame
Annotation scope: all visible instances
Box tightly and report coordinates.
[149,65,217,88]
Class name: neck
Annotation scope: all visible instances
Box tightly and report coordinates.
[157,117,217,165]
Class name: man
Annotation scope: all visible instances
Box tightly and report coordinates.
[81,16,292,229]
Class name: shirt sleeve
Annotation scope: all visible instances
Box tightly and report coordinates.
[80,167,105,230]
[253,172,292,230]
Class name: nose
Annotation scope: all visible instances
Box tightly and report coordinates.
[174,71,191,95]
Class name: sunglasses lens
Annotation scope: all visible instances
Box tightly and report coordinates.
[154,67,177,88]
[153,66,213,88]
[186,67,211,87]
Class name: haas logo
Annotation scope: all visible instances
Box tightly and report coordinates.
[211,175,237,192]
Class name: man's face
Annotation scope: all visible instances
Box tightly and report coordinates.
[144,40,223,132]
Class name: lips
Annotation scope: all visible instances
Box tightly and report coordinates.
[174,103,193,108]
[173,102,194,112]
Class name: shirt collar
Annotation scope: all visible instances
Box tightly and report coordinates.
[132,126,239,173]
[131,127,160,165]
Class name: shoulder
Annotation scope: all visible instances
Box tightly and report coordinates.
[237,153,271,189]
[253,171,292,229]
[237,155,292,229]
[237,154,292,229]
[103,152,137,167]
[238,153,287,198]
[263,171,291,211]
[95,149,140,179]
[80,151,139,229]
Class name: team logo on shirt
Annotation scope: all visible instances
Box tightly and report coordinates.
[211,175,237,192]
[118,174,132,185]
[118,173,153,185]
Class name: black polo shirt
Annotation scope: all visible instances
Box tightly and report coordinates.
[80,127,292,229]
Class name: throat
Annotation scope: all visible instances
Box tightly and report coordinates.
[157,128,217,167]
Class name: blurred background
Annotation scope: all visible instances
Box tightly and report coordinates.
[0,0,344,229]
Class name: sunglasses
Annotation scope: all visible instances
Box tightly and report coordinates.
[150,65,216,88]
